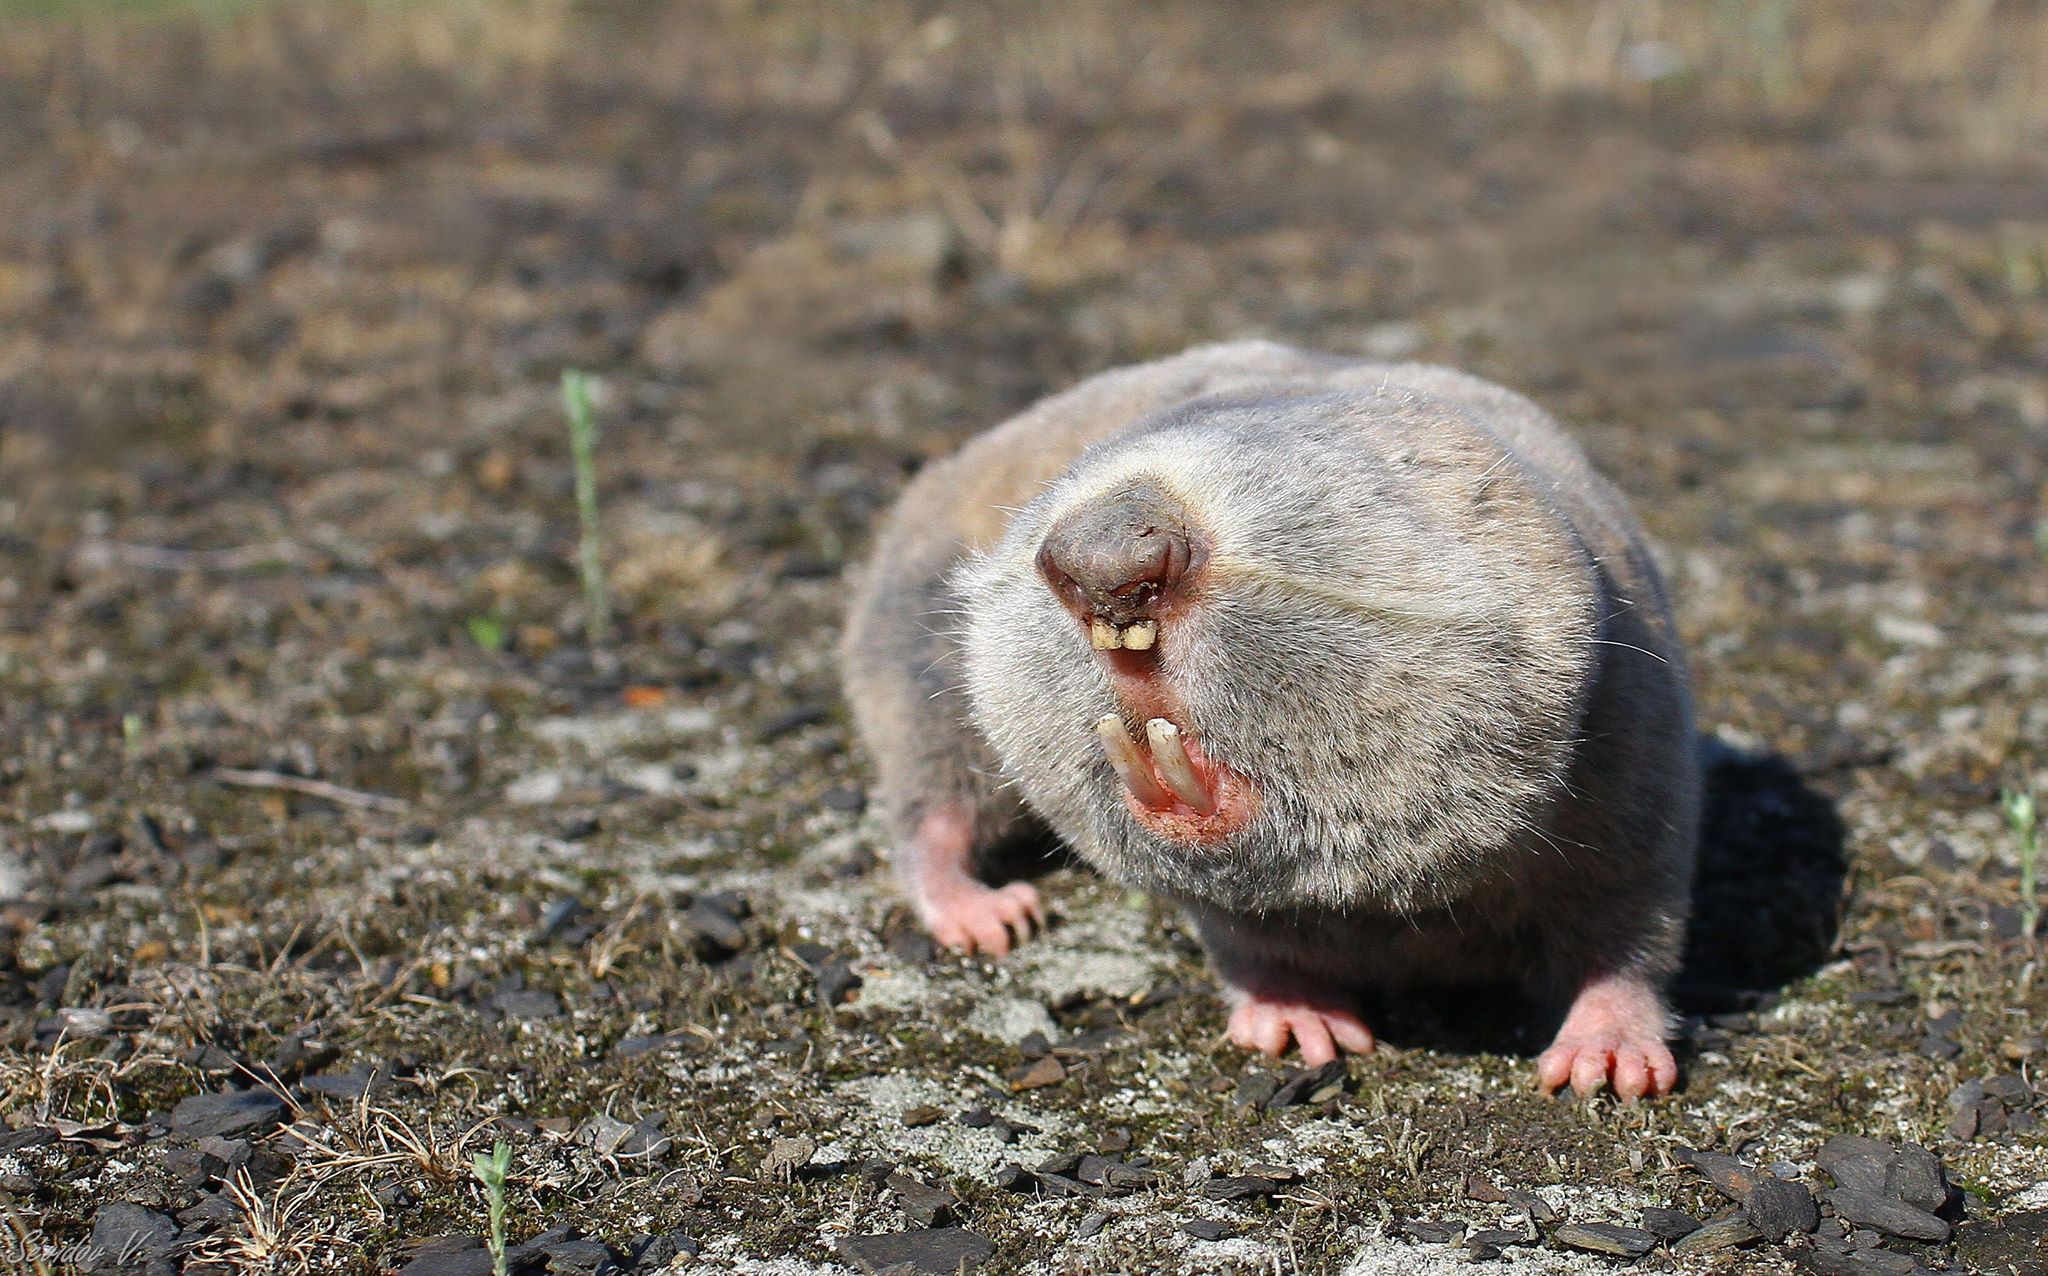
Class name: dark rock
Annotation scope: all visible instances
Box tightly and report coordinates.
[1181,1220,1239,1241]
[682,897,747,955]
[537,1238,619,1273]
[91,1203,179,1261]
[629,1233,700,1267]
[835,1227,996,1275]
[1817,1135,1895,1195]
[1916,1033,1961,1060]
[1203,1174,1281,1202]
[0,1128,56,1154]
[1553,1223,1656,1258]
[1828,1189,1950,1242]
[1232,1072,1281,1108]
[1676,1147,1766,1203]
[757,704,828,742]
[1076,1211,1109,1238]
[821,786,867,814]
[1639,1207,1702,1240]
[1401,1220,1467,1244]
[164,1146,224,1187]
[1463,1175,1509,1204]
[813,954,862,1007]
[1005,1055,1065,1090]
[1955,1208,2048,1273]
[535,898,584,941]
[886,1172,956,1227]
[1745,1175,1819,1240]
[177,1193,243,1229]
[489,989,563,1022]
[612,1034,687,1059]
[1075,1155,1154,1192]
[1507,1190,1559,1224]
[1670,1217,1762,1254]
[397,1249,538,1276]
[994,1163,1032,1192]
[1888,1143,1949,1213]
[1467,1228,1533,1249]
[1268,1058,1346,1107]
[303,1068,384,1102]
[169,1089,285,1138]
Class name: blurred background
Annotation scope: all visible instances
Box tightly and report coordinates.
[1,2,2045,1272]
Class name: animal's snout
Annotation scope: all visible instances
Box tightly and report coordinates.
[1036,480,1201,647]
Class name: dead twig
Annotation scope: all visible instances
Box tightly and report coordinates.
[209,769,408,814]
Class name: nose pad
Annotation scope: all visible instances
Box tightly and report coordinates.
[1036,480,1197,626]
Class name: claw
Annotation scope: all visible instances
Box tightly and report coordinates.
[1144,718,1214,813]
[1096,715,1172,809]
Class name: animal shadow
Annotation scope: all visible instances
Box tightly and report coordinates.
[1366,737,1849,1055]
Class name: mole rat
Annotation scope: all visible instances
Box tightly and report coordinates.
[841,341,1698,1099]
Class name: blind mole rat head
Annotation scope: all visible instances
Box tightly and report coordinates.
[953,396,1599,915]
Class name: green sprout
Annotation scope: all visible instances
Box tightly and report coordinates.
[471,1140,514,1276]
[2006,788,2040,940]
[465,614,509,653]
[561,369,609,648]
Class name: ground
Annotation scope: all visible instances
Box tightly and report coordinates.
[1,2,2045,1274]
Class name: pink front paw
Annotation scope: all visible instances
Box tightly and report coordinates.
[918,880,1044,957]
[1536,973,1678,1101]
[1227,993,1375,1067]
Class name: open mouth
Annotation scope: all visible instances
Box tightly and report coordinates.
[1093,713,1257,842]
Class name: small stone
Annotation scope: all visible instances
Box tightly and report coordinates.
[1467,1228,1531,1249]
[302,1069,384,1102]
[1401,1220,1468,1244]
[682,898,747,955]
[1553,1223,1656,1258]
[1182,1220,1239,1241]
[900,1105,944,1128]
[1204,1175,1281,1202]
[993,1163,1032,1192]
[1676,1147,1765,1203]
[886,1172,956,1227]
[1463,1175,1510,1204]
[1817,1135,1895,1195]
[1889,1143,1949,1213]
[835,1227,995,1275]
[757,704,828,742]
[537,1238,618,1273]
[1507,1190,1559,1224]
[1268,1058,1346,1107]
[1670,1217,1762,1254]
[1639,1207,1701,1241]
[822,786,867,814]
[758,1135,816,1183]
[1233,1072,1281,1109]
[1005,1055,1066,1090]
[813,954,862,1007]
[1076,1212,1109,1238]
[1744,1175,1819,1240]
[91,1203,179,1261]
[489,989,563,1022]
[170,1089,284,1138]
[578,1114,636,1156]
[1828,1189,1950,1242]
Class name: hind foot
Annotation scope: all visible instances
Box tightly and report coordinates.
[1226,991,1375,1067]
[1535,972,1678,1101]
